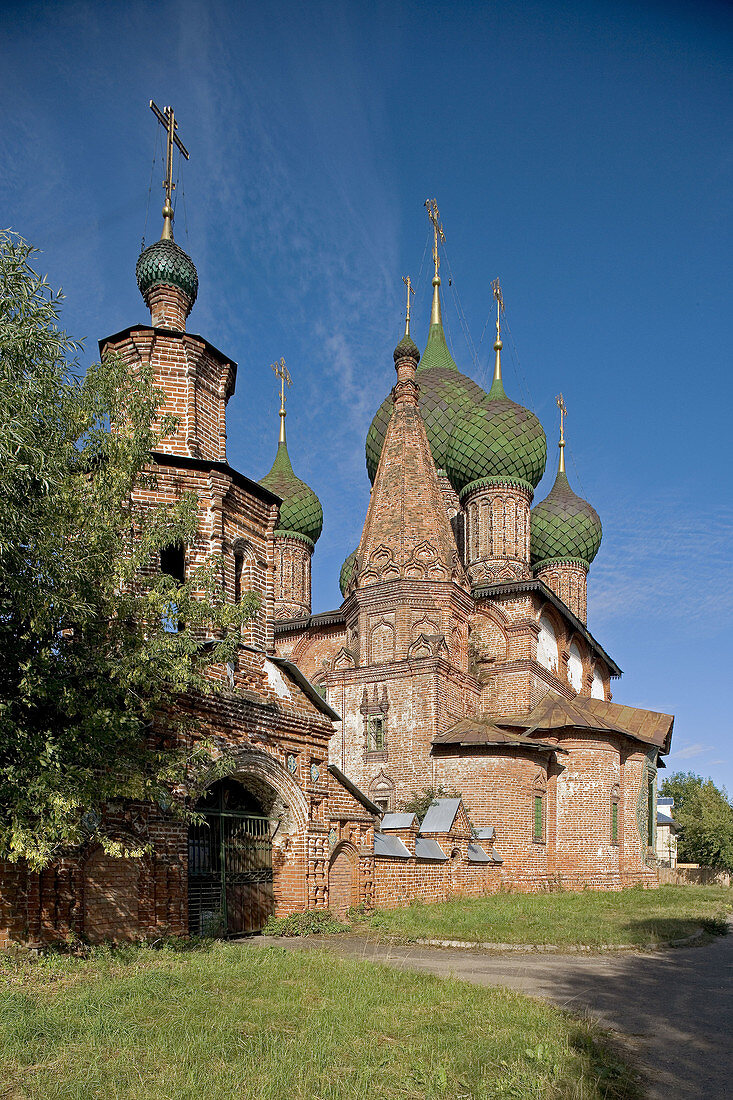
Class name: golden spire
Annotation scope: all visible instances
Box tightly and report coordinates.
[402,275,415,337]
[149,100,190,241]
[491,278,504,384]
[556,392,567,474]
[424,199,446,326]
[271,357,292,445]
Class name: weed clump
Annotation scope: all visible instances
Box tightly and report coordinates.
[262,909,350,936]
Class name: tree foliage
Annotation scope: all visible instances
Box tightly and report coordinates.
[660,772,733,872]
[399,786,464,825]
[0,232,254,869]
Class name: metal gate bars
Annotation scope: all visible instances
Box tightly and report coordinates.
[188,811,274,936]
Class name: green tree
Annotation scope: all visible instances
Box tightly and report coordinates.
[660,772,733,872]
[0,232,255,869]
[399,786,464,825]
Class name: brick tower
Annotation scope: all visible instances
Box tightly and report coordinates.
[258,363,323,621]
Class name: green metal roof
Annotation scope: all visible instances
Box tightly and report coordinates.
[365,321,486,482]
[136,239,198,304]
[445,376,547,492]
[530,468,602,567]
[393,333,420,361]
[339,548,358,596]
[258,442,323,546]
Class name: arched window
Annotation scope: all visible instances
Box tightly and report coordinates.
[537,614,558,673]
[568,641,583,693]
[591,667,605,700]
[233,541,261,646]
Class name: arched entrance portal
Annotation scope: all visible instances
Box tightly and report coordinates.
[188,778,274,936]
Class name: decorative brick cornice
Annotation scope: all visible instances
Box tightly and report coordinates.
[273,529,315,551]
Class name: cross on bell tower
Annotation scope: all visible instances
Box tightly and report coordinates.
[149,100,190,241]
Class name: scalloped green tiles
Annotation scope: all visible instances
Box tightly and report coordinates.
[531,470,602,566]
[136,239,199,304]
[259,443,323,546]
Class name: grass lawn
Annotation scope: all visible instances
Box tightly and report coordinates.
[360,885,733,947]
[0,941,640,1100]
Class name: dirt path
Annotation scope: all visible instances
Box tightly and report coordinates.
[253,930,733,1100]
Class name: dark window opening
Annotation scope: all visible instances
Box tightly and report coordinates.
[647,778,655,847]
[611,798,619,845]
[160,543,185,632]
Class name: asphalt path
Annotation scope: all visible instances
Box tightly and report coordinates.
[253,930,733,1100]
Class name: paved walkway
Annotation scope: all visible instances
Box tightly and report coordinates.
[254,930,733,1100]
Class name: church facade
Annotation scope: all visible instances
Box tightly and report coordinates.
[0,139,673,945]
[273,253,674,892]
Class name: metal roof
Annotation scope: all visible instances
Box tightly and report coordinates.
[327,765,381,816]
[499,691,674,754]
[467,842,493,863]
[433,716,567,753]
[475,826,495,841]
[381,812,417,830]
[419,798,461,834]
[374,833,411,859]
[415,837,448,861]
[268,656,341,721]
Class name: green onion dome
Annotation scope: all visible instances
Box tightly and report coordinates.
[531,467,602,568]
[365,285,486,482]
[339,548,358,596]
[445,373,547,496]
[259,441,323,548]
[136,239,198,306]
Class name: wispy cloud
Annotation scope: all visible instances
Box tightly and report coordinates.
[668,742,713,761]
[589,493,733,632]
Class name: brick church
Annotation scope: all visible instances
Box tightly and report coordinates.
[0,125,674,946]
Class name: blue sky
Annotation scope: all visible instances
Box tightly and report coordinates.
[2,0,731,792]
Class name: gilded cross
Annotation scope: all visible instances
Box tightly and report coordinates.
[271,357,292,414]
[402,274,415,334]
[149,100,190,241]
[556,393,567,445]
[424,198,445,278]
[491,277,504,341]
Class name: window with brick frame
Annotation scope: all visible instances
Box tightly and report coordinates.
[610,786,620,845]
[366,715,385,752]
[533,793,544,843]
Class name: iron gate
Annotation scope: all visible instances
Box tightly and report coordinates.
[188,810,274,936]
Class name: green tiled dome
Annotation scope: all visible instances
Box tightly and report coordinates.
[339,548,358,596]
[531,468,602,567]
[259,442,323,547]
[136,239,198,305]
[365,321,486,482]
[445,376,547,493]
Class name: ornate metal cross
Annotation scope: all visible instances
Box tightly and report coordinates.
[402,274,415,333]
[556,392,568,444]
[424,198,445,278]
[149,100,190,240]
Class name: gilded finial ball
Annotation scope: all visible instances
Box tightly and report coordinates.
[432,275,441,287]
[494,339,503,352]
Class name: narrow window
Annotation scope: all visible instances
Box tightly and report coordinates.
[533,795,544,842]
[234,552,243,604]
[611,799,619,844]
[367,716,385,752]
[160,543,185,632]
[647,777,655,847]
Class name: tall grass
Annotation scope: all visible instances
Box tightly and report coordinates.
[364,885,733,946]
[0,941,640,1099]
